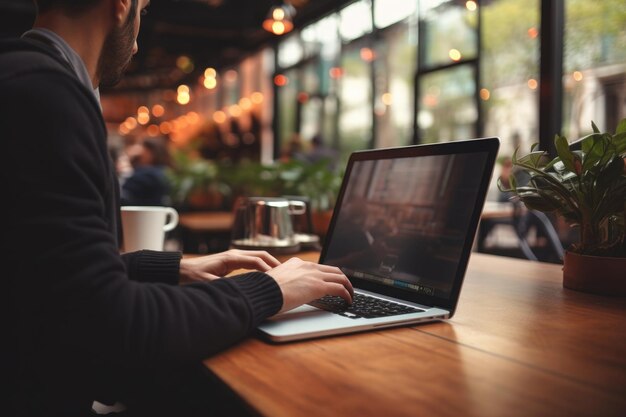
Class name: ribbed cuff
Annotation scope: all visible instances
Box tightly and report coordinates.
[132,250,182,285]
[230,271,283,325]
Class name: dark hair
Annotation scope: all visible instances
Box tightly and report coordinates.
[142,138,171,167]
[34,0,137,14]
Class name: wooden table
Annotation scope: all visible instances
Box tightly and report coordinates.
[204,252,626,417]
[481,201,514,220]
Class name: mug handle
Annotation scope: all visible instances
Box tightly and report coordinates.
[163,207,179,232]
[288,201,307,215]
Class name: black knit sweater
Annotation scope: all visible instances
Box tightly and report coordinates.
[0,38,282,416]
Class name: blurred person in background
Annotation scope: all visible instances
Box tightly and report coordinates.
[0,1,352,416]
[121,137,171,206]
[305,134,338,171]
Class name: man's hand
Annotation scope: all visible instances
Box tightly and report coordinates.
[180,249,281,283]
[266,258,353,313]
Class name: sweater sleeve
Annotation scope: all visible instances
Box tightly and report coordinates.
[121,250,182,285]
[4,68,283,389]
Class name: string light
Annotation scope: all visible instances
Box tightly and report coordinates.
[151,104,165,118]
[360,48,375,62]
[213,111,227,124]
[274,74,288,86]
[147,124,160,137]
[329,67,343,79]
[177,84,190,105]
[449,49,462,61]
[251,92,264,104]
[204,77,217,89]
[239,97,252,110]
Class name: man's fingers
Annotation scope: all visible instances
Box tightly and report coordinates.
[320,271,354,296]
[231,250,281,267]
[323,282,353,304]
[315,263,344,274]
[225,254,276,273]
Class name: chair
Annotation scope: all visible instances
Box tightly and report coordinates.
[511,204,565,263]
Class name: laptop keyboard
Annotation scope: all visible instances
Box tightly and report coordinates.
[309,293,425,319]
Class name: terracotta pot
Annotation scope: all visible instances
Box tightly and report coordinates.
[311,210,334,237]
[188,190,224,210]
[563,251,626,296]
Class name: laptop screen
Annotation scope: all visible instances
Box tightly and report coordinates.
[321,139,498,310]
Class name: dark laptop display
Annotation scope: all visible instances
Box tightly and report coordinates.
[321,139,498,315]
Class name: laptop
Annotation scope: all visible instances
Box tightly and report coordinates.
[258,137,500,342]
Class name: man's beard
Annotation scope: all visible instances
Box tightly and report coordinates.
[97,5,136,87]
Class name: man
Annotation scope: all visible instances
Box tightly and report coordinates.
[0,1,353,415]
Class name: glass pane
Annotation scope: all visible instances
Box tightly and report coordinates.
[418,64,476,143]
[480,0,540,164]
[374,20,417,148]
[563,0,626,137]
[374,0,417,29]
[301,96,323,142]
[302,61,321,94]
[278,33,303,68]
[322,95,339,148]
[339,42,373,156]
[301,14,340,61]
[277,69,299,156]
[421,0,478,68]
[339,0,373,42]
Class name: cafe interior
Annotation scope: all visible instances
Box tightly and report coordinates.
[2,0,625,416]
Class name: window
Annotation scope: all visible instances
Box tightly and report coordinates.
[374,19,417,148]
[374,0,417,29]
[563,0,626,137]
[278,33,303,68]
[338,40,373,154]
[416,0,479,143]
[481,0,540,158]
[420,0,478,69]
[277,68,299,152]
[340,0,373,42]
[418,64,476,142]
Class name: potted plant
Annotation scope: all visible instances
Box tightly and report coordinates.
[499,119,626,296]
[280,159,343,237]
[167,150,231,210]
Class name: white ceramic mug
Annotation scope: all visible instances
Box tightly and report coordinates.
[121,206,179,252]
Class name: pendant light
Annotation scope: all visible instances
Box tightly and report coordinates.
[262,1,295,36]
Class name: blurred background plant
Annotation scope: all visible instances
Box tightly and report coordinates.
[167,150,231,210]
[168,152,343,214]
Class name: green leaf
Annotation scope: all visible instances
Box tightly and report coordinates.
[572,132,602,152]
[616,118,626,135]
[498,176,513,192]
[591,121,600,133]
[555,134,577,173]
[517,150,547,168]
[582,135,606,171]
[613,131,626,155]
